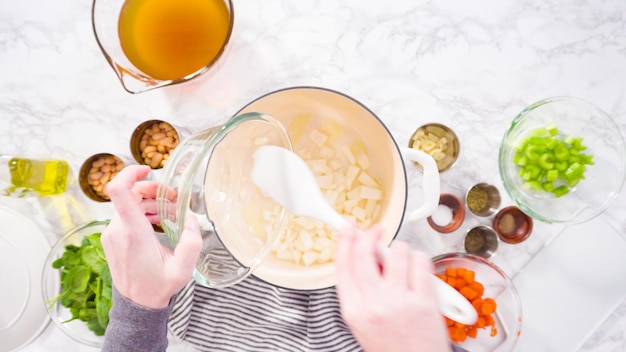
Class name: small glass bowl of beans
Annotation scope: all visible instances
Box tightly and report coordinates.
[130,120,183,169]
[79,153,126,202]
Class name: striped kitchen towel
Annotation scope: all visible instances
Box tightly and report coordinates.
[168,276,363,352]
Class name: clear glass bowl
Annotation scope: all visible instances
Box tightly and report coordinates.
[499,97,626,224]
[41,220,110,348]
[156,112,292,288]
[433,253,522,352]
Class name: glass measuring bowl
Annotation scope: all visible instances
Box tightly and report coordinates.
[92,0,234,93]
[156,112,292,288]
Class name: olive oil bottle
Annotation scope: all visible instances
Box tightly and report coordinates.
[1,156,69,196]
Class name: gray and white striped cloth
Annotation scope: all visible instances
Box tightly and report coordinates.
[167,276,363,352]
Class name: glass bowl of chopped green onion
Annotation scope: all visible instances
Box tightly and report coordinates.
[499,97,626,224]
[41,220,110,347]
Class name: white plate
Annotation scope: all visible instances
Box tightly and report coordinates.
[0,206,51,351]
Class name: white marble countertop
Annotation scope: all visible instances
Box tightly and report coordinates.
[1,0,626,351]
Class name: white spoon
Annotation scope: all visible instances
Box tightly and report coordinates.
[251,145,478,325]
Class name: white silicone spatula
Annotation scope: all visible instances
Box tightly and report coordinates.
[251,145,478,325]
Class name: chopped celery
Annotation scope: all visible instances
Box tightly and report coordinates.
[546,169,559,182]
[542,182,555,192]
[552,185,570,197]
[511,125,593,197]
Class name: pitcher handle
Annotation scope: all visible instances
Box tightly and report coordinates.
[399,147,441,222]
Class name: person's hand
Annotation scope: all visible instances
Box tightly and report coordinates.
[101,165,202,309]
[334,224,451,352]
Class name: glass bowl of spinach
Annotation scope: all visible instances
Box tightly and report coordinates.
[41,220,110,347]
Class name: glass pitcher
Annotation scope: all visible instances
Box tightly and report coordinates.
[91,0,234,94]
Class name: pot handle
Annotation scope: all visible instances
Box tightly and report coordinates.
[399,147,440,222]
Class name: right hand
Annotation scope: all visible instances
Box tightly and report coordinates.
[334,223,451,352]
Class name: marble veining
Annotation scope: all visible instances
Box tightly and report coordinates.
[1,0,625,351]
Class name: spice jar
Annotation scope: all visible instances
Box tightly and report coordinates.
[466,183,501,217]
[427,193,465,233]
[464,225,499,258]
[493,206,533,244]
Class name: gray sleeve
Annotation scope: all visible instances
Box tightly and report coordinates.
[102,287,175,352]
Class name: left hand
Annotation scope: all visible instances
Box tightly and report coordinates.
[101,165,203,309]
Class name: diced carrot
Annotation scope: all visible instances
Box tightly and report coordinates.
[457,267,467,277]
[481,302,495,315]
[446,276,457,287]
[445,317,455,326]
[484,315,495,327]
[456,328,467,342]
[448,325,463,342]
[463,270,475,284]
[468,281,484,297]
[454,278,467,290]
[490,327,498,337]
[445,267,457,277]
[472,298,484,312]
[460,286,478,300]
[467,327,478,338]
[485,297,497,311]
[476,316,486,328]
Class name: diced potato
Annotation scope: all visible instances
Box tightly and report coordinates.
[291,251,302,264]
[342,145,356,164]
[357,171,379,188]
[308,159,329,173]
[302,251,319,266]
[361,186,383,200]
[356,152,371,170]
[294,216,317,230]
[318,247,333,263]
[319,145,335,159]
[316,174,334,189]
[352,206,366,221]
[347,187,362,201]
[300,231,314,251]
[329,160,343,170]
[365,198,377,218]
[345,165,360,189]
[310,129,329,147]
[287,114,312,145]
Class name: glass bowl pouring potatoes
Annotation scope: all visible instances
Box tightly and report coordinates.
[433,253,522,352]
[499,97,626,224]
[157,87,441,291]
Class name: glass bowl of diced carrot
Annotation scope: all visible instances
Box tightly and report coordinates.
[499,97,626,224]
[433,253,522,352]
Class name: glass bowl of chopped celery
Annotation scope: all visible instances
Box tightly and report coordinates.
[41,220,110,347]
[499,97,626,224]
[433,253,522,352]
